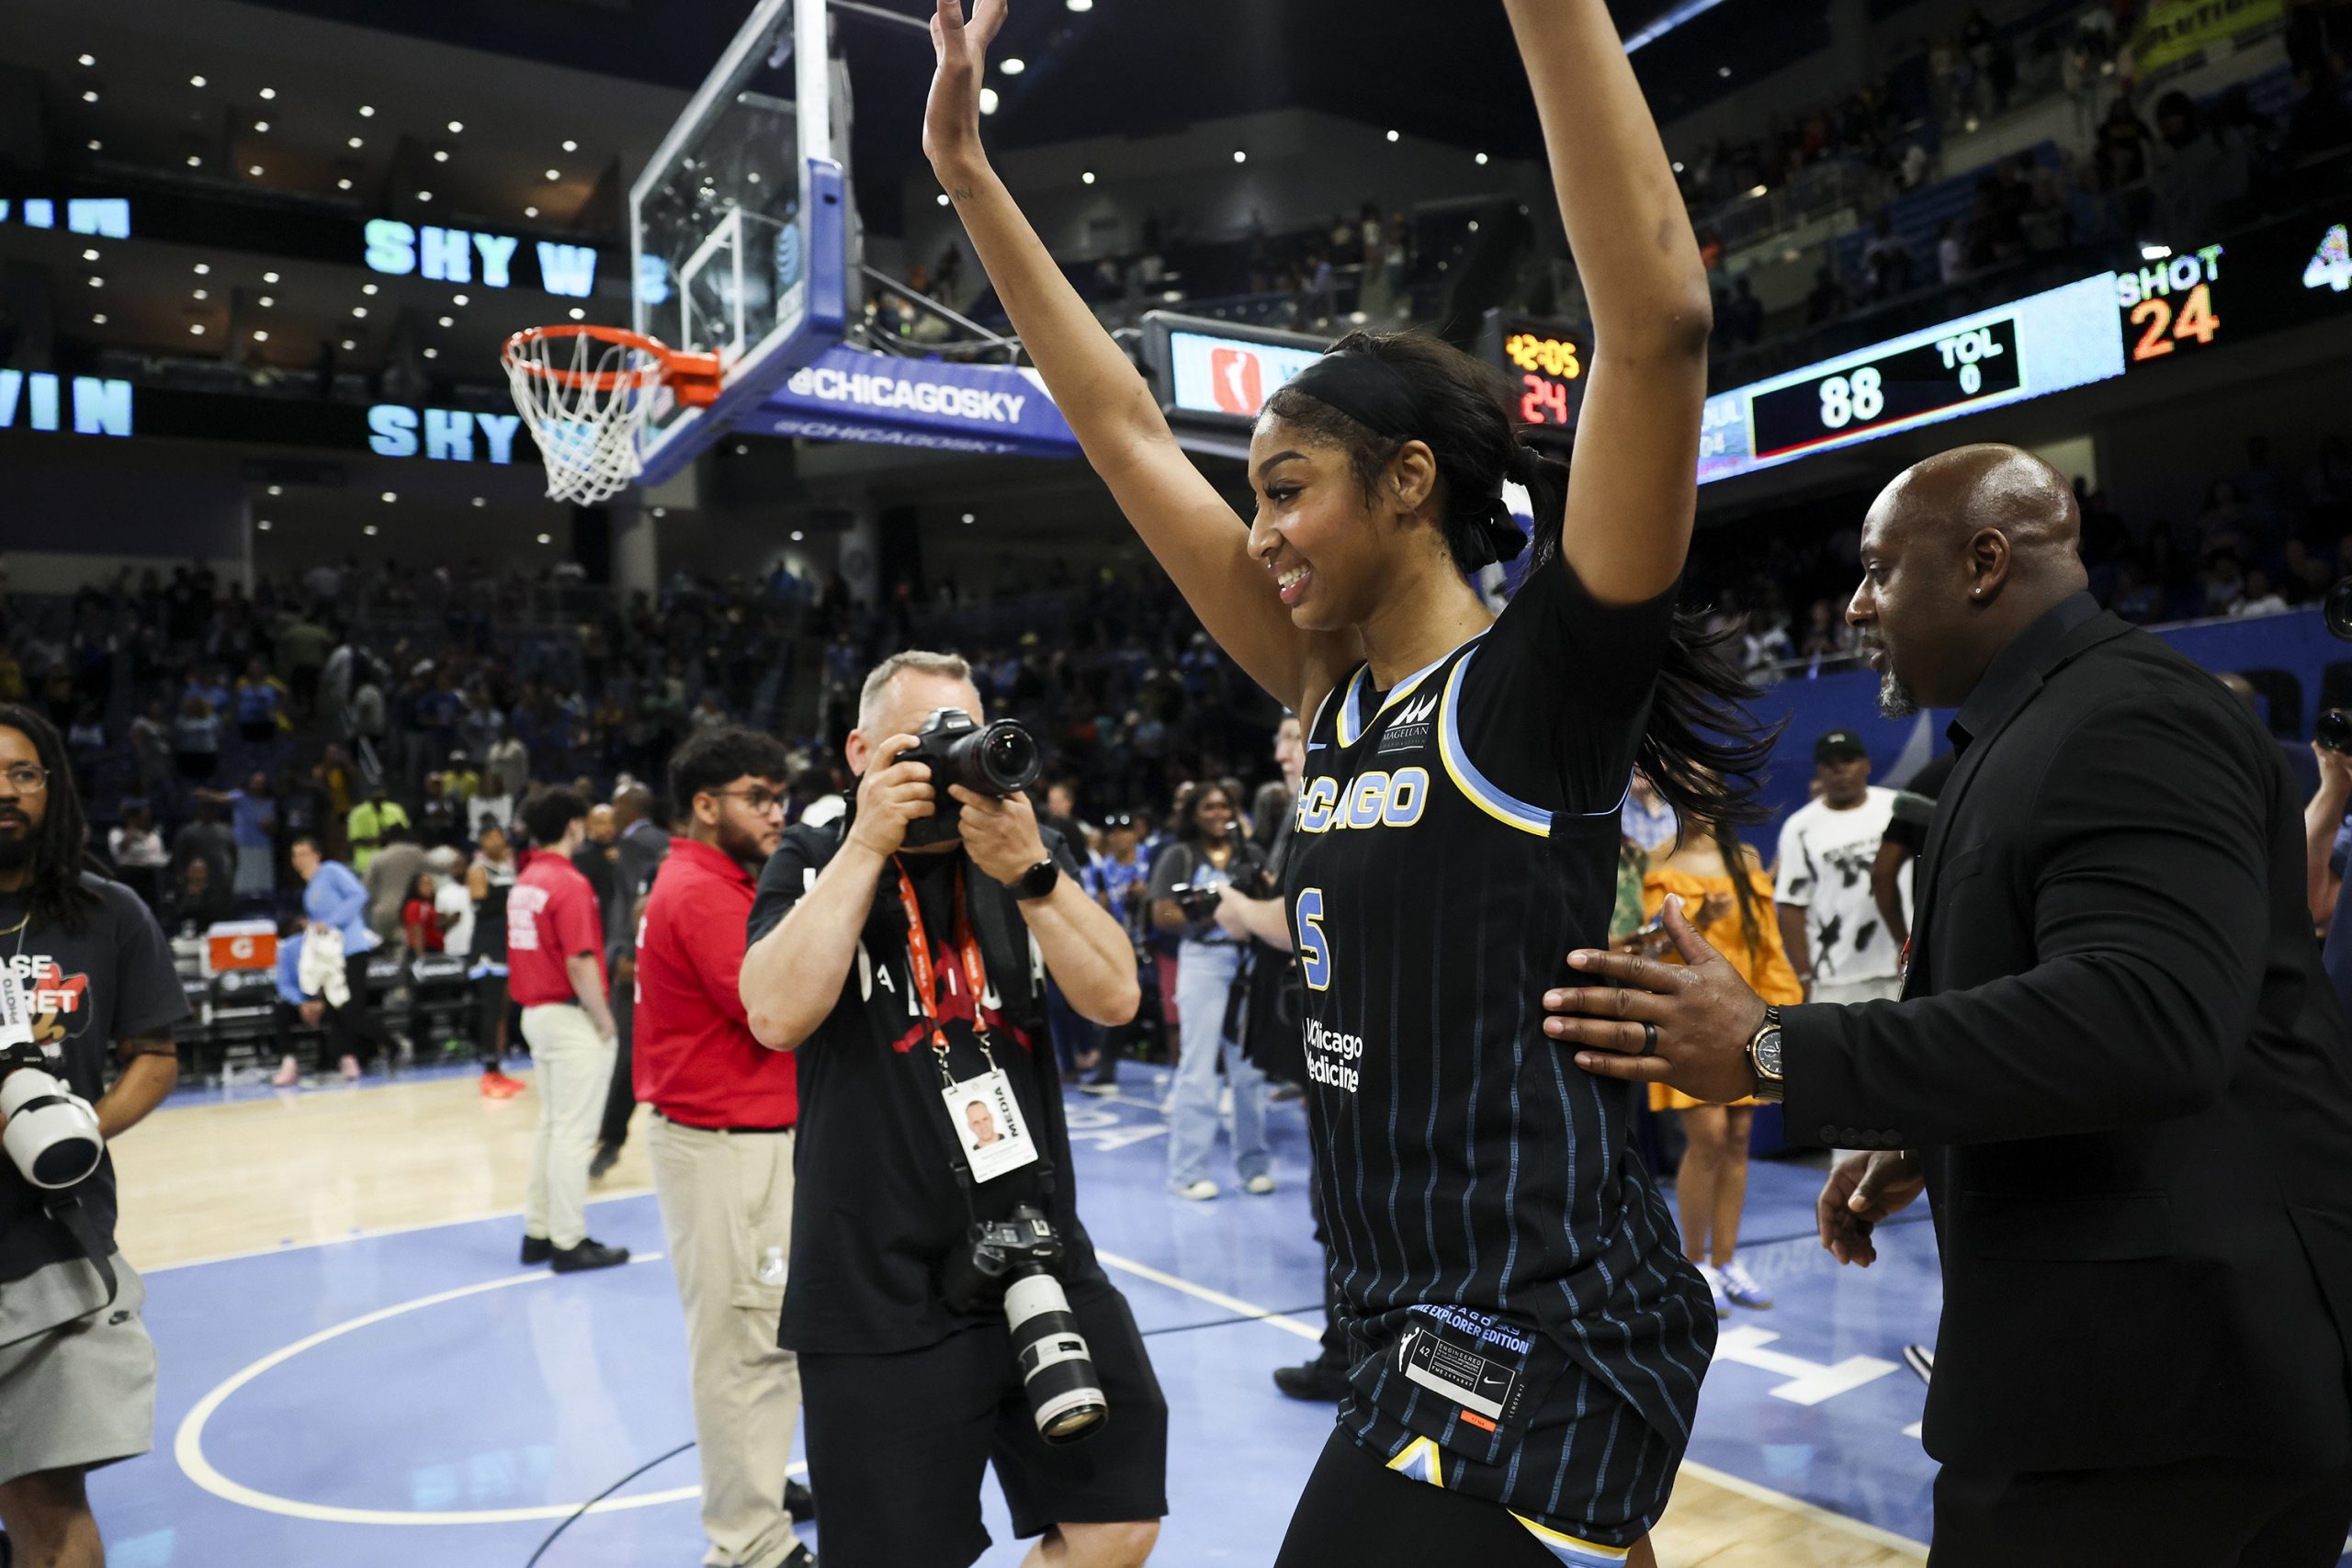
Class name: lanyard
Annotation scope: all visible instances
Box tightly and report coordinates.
[894,859,1001,1089]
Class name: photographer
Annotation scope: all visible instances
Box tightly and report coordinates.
[0,705,188,1568]
[1148,782,1274,1201]
[740,651,1162,1568]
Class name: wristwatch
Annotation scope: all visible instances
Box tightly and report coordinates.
[1747,1006,1785,1104]
[1011,859,1061,902]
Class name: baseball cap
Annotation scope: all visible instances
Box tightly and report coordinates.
[1814,729,1869,763]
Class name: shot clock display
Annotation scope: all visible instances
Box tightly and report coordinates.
[1477,311,1586,435]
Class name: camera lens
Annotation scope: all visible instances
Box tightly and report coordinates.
[2328,578,2352,643]
[2320,708,2352,754]
[1004,1271,1108,1444]
[971,721,1041,795]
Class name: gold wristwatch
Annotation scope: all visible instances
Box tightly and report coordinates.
[1747,1005,1785,1104]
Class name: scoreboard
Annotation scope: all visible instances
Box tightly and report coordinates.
[1698,210,2352,485]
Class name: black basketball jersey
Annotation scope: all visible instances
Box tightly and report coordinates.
[1283,554,1713,1550]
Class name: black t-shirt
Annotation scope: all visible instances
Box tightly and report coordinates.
[0,875,190,1283]
[746,823,1107,1356]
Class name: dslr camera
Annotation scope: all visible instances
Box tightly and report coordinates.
[940,1202,1109,1444]
[895,708,1043,847]
[1169,829,1274,922]
[0,1040,105,1191]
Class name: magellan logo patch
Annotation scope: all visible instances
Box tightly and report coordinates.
[1377,690,1440,754]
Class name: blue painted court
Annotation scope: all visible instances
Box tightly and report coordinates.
[91,1069,2152,1565]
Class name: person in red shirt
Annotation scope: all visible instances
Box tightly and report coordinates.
[507,786,628,1274]
[636,726,814,1568]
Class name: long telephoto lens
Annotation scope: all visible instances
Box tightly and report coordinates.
[1003,1271,1108,1444]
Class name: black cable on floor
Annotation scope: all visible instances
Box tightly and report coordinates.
[523,1438,695,1568]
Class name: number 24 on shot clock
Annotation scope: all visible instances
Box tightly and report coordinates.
[1506,330,1581,429]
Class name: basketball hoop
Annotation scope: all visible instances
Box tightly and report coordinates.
[502,324,723,505]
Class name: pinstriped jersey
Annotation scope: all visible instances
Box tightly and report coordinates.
[1283,554,1713,1546]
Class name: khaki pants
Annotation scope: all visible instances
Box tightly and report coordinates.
[519,1003,613,1251]
[650,1115,804,1566]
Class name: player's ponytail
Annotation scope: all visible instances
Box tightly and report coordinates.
[1267,330,1778,837]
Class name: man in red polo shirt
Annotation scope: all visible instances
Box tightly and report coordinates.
[509,785,628,1274]
[635,727,813,1568]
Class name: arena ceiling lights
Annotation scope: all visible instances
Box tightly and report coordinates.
[1621,0,1738,52]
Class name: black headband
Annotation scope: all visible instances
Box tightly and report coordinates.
[1280,349,1531,570]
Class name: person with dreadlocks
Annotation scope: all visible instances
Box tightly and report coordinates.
[1633,817,1804,1318]
[924,1,1768,1560]
[0,704,189,1568]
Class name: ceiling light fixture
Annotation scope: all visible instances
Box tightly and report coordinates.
[447,119,463,133]
[936,193,950,207]
[452,293,468,306]
[536,533,553,545]
[263,271,279,284]
[1233,150,1248,164]
[340,339,355,350]
[1475,152,1489,165]
[348,136,363,149]
[470,497,485,508]
[259,86,276,99]
[1068,0,1092,9]
[86,276,101,288]
[567,307,585,320]
[961,512,976,524]
[81,90,98,103]
[86,139,101,151]
[545,168,560,181]
[189,74,207,87]
[253,330,268,342]
[433,150,448,163]
[979,87,999,115]
[1386,129,1399,142]
[248,164,264,176]
[1001,56,1025,73]
[561,139,578,152]
[364,525,379,536]
[421,346,438,358]
[187,154,201,167]
[358,105,375,117]
[268,484,283,495]
[259,296,275,308]
[257,520,272,531]
[524,205,538,218]
[190,323,205,334]
[436,315,452,327]
[791,529,806,541]
[352,306,368,318]
[194,264,209,275]
[193,288,208,299]
[416,190,432,202]
[337,178,352,190]
[77,53,95,67]
[81,247,97,261]
[91,312,106,324]
[1081,171,1095,185]
[254,120,269,132]
[380,491,396,502]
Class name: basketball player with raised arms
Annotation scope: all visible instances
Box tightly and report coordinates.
[925,2,1770,1561]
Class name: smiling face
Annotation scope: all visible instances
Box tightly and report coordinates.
[1188,784,1236,840]
[1243,414,1441,633]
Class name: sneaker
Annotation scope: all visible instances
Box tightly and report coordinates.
[1719,1259,1773,1310]
[339,1055,362,1081]
[783,1476,817,1523]
[587,1142,620,1179]
[1172,1179,1219,1201]
[549,1238,629,1273]
[1077,1078,1119,1097]
[270,1055,301,1089]
[1904,1344,1934,1385]
[1272,1359,1350,1402]
[1696,1261,1732,1318]
[481,1069,526,1100]
[1243,1173,1277,1195]
[519,1235,553,1266]
[1269,1082,1304,1103]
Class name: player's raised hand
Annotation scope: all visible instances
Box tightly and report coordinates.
[923,0,1010,175]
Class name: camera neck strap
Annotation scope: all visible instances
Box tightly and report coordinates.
[890,855,1058,1208]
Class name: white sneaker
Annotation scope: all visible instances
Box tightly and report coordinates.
[1173,1179,1219,1201]
[1696,1261,1732,1318]
[1719,1258,1773,1309]
[1243,1173,1276,1195]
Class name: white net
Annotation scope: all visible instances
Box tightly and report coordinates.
[502,330,668,505]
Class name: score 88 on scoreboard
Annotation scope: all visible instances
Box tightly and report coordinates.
[1698,273,2128,484]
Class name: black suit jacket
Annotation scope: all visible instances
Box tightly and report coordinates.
[1783,594,2352,1474]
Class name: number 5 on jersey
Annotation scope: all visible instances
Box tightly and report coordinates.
[1296,887,1332,992]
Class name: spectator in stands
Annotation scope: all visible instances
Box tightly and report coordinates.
[232,655,288,760]
[1804,265,1849,325]
[129,699,172,801]
[160,853,232,934]
[2150,91,2250,247]
[346,783,409,875]
[486,728,530,801]
[2232,569,2292,619]
[200,773,278,901]
[277,610,334,719]
[173,692,222,783]
[2096,93,2154,190]
[469,773,516,840]
[289,833,401,1082]
[109,804,168,911]
[1937,217,1968,285]
[1860,212,1915,301]
[416,773,464,850]
[169,797,235,893]
[442,749,481,802]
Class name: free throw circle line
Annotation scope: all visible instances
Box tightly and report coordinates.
[173,1254,728,1526]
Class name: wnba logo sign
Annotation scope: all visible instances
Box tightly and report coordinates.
[1210,348,1266,417]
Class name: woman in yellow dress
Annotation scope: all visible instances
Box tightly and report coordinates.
[1637,818,1804,1317]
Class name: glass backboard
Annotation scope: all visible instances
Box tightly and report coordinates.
[632,0,851,484]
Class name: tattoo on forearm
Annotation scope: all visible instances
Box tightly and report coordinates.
[951,185,974,201]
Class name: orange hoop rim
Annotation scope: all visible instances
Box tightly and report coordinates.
[501,323,724,404]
